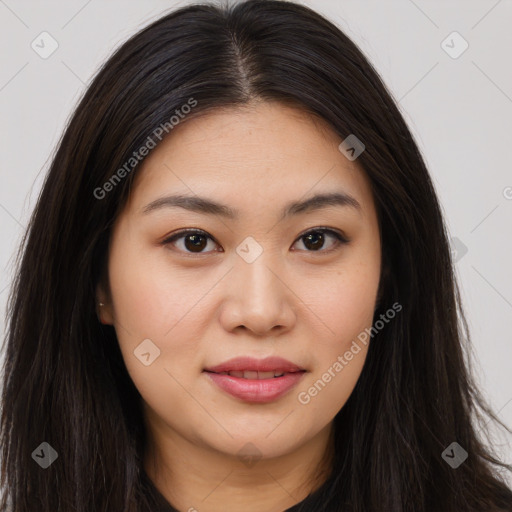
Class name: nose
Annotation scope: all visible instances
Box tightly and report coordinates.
[219,253,297,336]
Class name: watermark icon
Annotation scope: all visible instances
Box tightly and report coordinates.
[441,31,469,59]
[450,237,468,263]
[134,338,161,366]
[32,442,58,469]
[298,302,402,405]
[442,442,468,468]
[236,236,264,264]
[503,186,512,200]
[338,134,365,161]
[31,31,59,59]
[94,97,198,200]
[237,442,263,468]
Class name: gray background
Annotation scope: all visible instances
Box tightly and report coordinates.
[0,0,511,479]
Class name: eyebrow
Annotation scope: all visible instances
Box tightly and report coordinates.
[141,191,361,220]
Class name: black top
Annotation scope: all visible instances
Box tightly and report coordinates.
[140,467,337,512]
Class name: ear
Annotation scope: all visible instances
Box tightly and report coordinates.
[95,281,114,325]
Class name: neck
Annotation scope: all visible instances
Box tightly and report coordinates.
[143,417,335,512]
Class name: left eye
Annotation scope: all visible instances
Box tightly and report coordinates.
[162,228,348,254]
[163,229,220,254]
[293,228,348,252]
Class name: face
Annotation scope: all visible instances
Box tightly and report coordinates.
[97,101,381,466]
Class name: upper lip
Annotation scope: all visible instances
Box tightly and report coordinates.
[204,356,305,373]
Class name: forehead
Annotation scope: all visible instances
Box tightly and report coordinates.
[126,102,374,218]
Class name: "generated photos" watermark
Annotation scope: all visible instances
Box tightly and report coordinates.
[298,301,402,405]
[94,97,198,200]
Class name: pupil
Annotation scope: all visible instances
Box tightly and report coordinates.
[304,232,324,250]
[185,234,207,252]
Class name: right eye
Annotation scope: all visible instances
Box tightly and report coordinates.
[162,229,222,254]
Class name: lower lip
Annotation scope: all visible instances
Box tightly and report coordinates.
[204,371,306,403]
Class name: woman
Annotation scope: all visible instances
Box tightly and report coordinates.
[1,1,511,511]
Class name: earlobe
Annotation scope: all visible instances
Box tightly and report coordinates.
[96,283,114,325]
[96,300,114,325]
[97,302,108,324]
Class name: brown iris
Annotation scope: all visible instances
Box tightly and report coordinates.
[184,234,208,252]
[302,231,325,251]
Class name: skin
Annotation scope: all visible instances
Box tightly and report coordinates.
[97,101,381,512]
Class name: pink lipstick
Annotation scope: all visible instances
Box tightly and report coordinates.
[203,356,306,403]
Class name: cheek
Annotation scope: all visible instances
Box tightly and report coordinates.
[107,251,207,413]
[304,259,380,349]
[107,241,214,388]
[296,345,368,426]
[108,238,210,338]
[295,247,379,414]
[295,267,376,417]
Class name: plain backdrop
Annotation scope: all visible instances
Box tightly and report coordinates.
[0,0,511,480]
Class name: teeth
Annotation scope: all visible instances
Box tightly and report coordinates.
[257,371,276,379]
[222,370,287,379]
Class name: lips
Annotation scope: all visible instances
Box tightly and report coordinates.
[203,356,305,374]
[203,356,306,403]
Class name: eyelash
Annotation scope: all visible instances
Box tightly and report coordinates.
[161,227,349,256]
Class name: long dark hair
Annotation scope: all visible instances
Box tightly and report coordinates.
[1,1,511,510]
